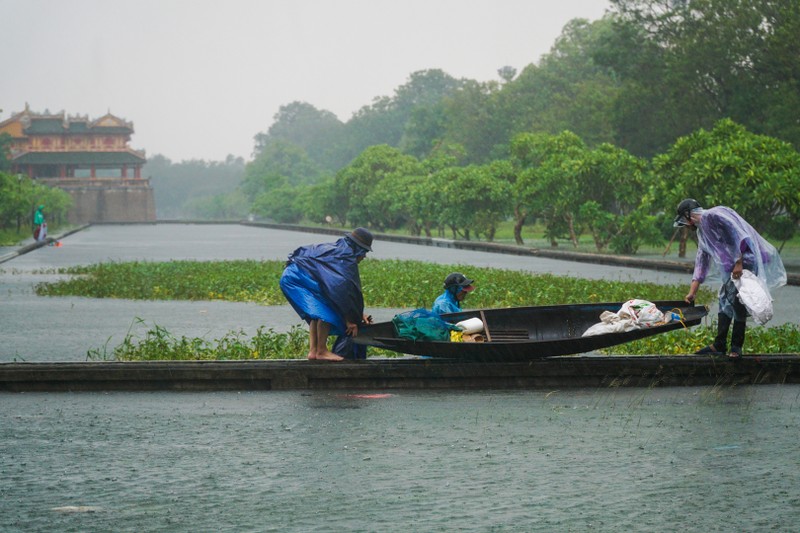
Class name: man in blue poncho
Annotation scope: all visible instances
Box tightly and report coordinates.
[280,228,374,361]
[432,272,475,316]
[675,199,786,359]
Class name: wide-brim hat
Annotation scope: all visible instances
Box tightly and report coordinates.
[347,227,373,252]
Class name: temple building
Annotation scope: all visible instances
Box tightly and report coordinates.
[0,105,155,223]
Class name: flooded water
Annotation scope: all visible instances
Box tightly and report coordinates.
[2,386,799,532]
[1,224,798,363]
[2,225,800,532]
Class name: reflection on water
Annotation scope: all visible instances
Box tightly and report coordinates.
[2,386,799,532]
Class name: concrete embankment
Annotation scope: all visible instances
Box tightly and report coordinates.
[1,355,798,392]
[244,221,800,285]
[0,225,90,264]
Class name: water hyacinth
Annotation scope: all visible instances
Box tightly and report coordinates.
[37,259,696,308]
[32,259,797,360]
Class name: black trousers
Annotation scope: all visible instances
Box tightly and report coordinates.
[713,312,747,354]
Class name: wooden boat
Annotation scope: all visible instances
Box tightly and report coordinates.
[354,300,708,362]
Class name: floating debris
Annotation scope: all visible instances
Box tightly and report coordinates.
[51,506,102,513]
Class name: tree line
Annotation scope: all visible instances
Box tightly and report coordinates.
[5,0,800,249]
[233,0,799,253]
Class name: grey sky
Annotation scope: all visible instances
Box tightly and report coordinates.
[1,0,610,162]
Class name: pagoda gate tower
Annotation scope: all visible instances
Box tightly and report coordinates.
[0,105,155,223]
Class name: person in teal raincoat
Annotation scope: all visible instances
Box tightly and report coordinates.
[432,272,475,316]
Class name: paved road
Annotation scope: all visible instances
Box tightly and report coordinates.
[1,224,797,362]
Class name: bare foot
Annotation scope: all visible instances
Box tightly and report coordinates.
[307,351,317,360]
[314,351,344,362]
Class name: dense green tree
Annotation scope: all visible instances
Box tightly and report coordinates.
[253,102,346,172]
[651,119,800,228]
[241,140,322,201]
[145,154,245,219]
[649,118,800,254]
[297,178,348,226]
[441,79,506,164]
[510,131,588,246]
[251,185,304,223]
[437,164,511,241]
[0,172,72,234]
[600,0,800,154]
[183,190,249,221]
[343,69,464,162]
[399,102,449,159]
[332,145,420,228]
[503,18,620,150]
[574,143,658,253]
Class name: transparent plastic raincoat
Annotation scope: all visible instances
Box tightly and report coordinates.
[692,206,786,290]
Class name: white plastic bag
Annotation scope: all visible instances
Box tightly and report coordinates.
[582,299,665,337]
[617,299,665,327]
[733,270,773,325]
[582,310,636,336]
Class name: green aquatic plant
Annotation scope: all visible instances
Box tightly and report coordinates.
[40,259,795,359]
[37,258,699,308]
[87,319,399,361]
[602,322,800,355]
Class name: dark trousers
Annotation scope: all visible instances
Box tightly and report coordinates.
[713,313,747,354]
[332,335,367,359]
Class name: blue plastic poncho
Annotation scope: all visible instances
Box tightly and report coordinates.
[693,206,786,290]
[431,289,461,316]
[279,236,366,335]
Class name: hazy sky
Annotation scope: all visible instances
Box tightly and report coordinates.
[1,0,610,162]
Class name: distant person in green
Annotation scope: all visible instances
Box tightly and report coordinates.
[33,205,47,242]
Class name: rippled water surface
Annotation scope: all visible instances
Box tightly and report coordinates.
[2,386,799,532]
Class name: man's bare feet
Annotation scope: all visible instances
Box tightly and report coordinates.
[313,350,344,362]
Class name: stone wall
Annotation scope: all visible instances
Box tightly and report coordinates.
[42,178,156,223]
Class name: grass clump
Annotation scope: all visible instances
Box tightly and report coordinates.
[87,319,399,361]
[88,320,310,361]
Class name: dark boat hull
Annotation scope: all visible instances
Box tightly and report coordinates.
[354,301,707,362]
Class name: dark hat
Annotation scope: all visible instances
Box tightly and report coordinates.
[348,227,373,252]
[673,198,702,227]
[444,272,474,292]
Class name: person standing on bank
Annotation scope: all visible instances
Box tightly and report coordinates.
[432,272,475,316]
[279,228,374,361]
[674,199,786,359]
[33,204,47,241]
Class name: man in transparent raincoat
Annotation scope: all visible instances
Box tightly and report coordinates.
[674,199,786,359]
